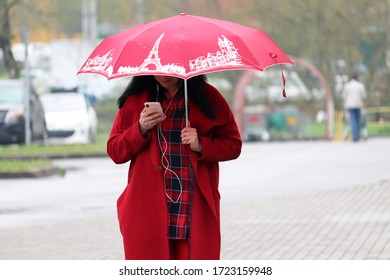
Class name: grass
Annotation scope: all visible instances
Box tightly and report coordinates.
[1,121,390,173]
[0,132,108,173]
[367,122,390,136]
[0,142,106,157]
[0,132,108,158]
[301,122,326,138]
[301,121,390,139]
[0,159,52,172]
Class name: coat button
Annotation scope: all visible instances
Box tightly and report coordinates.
[158,165,163,170]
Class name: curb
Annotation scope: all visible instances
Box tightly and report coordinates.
[0,152,107,161]
[0,167,61,179]
[0,153,107,179]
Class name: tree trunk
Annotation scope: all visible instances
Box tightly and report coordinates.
[0,0,20,79]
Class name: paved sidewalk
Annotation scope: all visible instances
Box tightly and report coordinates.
[1,181,389,260]
[221,181,390,260]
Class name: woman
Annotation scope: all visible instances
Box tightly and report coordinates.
[107,74,242,259]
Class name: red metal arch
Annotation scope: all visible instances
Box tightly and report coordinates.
[233,56,334,140]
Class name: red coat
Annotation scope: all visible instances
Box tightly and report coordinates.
[107,83,242,259]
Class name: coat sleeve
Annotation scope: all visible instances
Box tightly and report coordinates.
[107,103,150,164]
[196,85,242,162]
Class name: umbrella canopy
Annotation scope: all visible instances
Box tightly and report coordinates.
[77,13,292,80]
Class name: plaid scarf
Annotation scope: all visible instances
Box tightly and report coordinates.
[159,94,193,239]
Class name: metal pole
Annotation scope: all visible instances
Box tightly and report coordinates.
[82,0,97,42]
[137,0,145,24]
[23,26,31,145]
[184,79,189,127]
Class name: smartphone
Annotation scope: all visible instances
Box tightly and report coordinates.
[144,102,163,113]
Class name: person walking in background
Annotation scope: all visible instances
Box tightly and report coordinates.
[107,75,242,260]
[342,73,367,142]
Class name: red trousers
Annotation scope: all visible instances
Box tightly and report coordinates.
[169,239,189,260]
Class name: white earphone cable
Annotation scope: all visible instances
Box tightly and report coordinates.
[156,82,183,204]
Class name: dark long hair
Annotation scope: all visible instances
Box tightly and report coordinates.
[117,75,215,119]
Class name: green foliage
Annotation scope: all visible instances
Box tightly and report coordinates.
[95,97,118,133]
[2,0,390,127]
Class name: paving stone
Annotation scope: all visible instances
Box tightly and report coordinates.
[1,182,389,260]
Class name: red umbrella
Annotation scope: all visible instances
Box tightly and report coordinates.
[78,13,292,124]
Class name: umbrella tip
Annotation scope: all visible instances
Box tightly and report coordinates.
[180,13,187,16]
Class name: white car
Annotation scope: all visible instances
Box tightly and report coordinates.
[40,92,98,144]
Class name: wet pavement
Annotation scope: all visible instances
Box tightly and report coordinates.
[0,138,389,259]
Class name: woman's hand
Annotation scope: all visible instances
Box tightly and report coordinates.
[181,126,202,153]
[139,107,166,136]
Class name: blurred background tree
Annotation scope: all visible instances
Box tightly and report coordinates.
[0,0,20,78]
[1,0,389,107]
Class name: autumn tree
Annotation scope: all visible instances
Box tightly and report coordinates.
[2,0,389,107]
[0,0,20,78]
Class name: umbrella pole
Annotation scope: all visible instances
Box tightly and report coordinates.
[184,79,189,127]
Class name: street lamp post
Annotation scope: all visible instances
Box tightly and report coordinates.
[82,0,97,43]
[23,26,31,145]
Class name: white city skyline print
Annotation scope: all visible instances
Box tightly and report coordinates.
[81,33,243,78]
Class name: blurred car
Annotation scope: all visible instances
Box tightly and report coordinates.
[40,92,98,145]
[0,79,47,145]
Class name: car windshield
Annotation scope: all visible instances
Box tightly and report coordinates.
[41,94,85,112]
[0,84,24,105]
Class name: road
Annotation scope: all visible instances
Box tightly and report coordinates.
[0,138,389,229]
[1,138,390,261]
[220,138,389,201]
